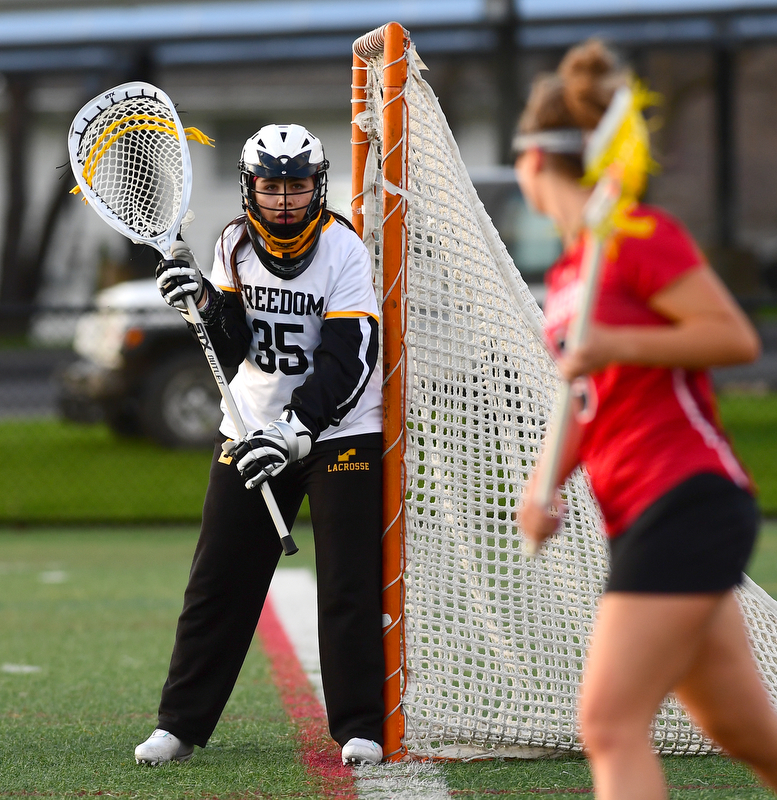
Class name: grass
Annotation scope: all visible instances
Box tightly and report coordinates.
[718,393,777,513]
[747,517,777,597]
[0,419,310,525]
[441,755,771,798]
[0,525,318,799]
[0,419,211,523]
[0,392,775,796]
[0,524,775,799]
[1,390,776,525]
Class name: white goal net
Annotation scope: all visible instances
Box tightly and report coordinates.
[353,29,777,760]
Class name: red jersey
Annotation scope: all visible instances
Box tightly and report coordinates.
[543,204,751,537]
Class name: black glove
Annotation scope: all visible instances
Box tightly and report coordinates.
[155,241,205,311]
[222,410,313,490]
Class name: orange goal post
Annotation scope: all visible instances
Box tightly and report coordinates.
[351,22,777,762]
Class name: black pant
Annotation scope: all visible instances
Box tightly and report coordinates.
[156,432,385,748]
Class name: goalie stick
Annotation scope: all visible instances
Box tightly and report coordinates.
[68,80,298,556]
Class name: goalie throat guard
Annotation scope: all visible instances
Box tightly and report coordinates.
[239,124,330,280]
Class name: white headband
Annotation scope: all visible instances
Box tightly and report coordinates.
[512,128,585,156]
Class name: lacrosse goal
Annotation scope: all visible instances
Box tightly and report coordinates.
[351,22,777,762]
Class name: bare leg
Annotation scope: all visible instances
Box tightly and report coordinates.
[579,592,729,800]
[674,591,777,791]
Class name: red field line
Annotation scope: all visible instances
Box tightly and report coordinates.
[256,595,358,800]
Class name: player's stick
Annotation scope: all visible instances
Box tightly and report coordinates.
[68,81,298,556]
[529,85,654,554]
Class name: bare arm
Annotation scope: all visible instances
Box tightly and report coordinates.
[559,265,761,381]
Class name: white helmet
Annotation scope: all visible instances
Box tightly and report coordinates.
[240,124,327,183]
[239,124,330,278]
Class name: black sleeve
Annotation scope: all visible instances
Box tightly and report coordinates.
[286,315,379,440]
[185,279,252,368]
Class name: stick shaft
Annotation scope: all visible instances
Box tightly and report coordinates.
[533,234,605,509]
[184,295,298,556]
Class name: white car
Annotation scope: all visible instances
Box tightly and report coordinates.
[56,278,229,448]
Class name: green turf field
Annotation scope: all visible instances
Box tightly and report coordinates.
[1,524,776,799]
[0,526,316,799]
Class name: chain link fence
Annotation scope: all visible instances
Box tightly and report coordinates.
[3,299,777,525]
[0,301,218,525]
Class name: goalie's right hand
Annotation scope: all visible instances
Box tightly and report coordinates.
[155,241,205,311]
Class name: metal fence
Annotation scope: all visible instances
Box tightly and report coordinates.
[0,303,217,525]
[4,301,777,525]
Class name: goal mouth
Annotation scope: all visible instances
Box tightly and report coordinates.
[353,22,777,763]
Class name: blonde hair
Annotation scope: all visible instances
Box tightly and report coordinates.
[518,40,631,178]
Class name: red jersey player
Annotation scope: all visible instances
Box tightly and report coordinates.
[543,203,751,537]
[516,39,777,800]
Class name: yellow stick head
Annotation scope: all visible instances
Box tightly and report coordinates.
[581,82,660,201]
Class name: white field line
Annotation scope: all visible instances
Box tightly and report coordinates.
[269,568,324,705]
[269,568,452,800]
[2,663,42,673]
[38,570,68,584]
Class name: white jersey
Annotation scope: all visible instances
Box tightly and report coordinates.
[210,217,382,442]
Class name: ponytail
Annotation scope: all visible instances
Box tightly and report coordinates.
[517,39,630,178]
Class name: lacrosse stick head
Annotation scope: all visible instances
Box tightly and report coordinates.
[581,82,658,201]
[68,81,192,257]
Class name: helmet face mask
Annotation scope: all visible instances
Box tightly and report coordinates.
[239,124,330,279]
[250,175,322,234]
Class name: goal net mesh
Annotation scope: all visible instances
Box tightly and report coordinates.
[75,95,184,239]
[355,45,777,759]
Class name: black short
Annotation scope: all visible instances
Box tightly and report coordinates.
[606,473,759,594]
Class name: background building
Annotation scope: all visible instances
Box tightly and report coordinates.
[1,0,777,334]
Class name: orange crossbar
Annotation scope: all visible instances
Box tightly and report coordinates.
[351,21,409,763]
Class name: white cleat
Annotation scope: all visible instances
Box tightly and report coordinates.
[134,728,194,765]
[341,737,383,765]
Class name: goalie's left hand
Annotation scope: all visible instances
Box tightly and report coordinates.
[223,410,313,490]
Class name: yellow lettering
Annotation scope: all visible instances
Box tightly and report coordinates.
[327,461,369,472]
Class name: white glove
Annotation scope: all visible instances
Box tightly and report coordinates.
[222,410,313,490]
[155,240,205,312]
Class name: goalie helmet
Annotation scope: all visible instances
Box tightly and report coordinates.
[239,124,330,279]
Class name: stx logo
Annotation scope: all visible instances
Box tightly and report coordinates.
[195,322,212,351]
[328,449,369,472]
[195,323,225,385]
